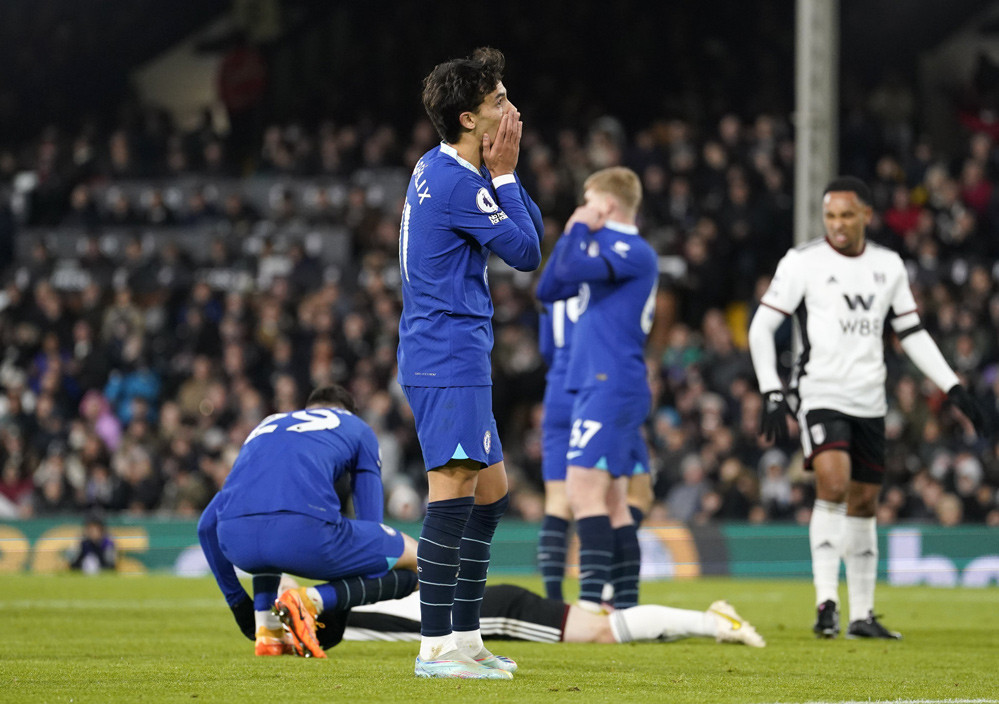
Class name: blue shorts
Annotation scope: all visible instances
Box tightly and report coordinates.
[217,513,404,580]
[403,385,504,470]
[541,379,574,483]
[568,386,650,478]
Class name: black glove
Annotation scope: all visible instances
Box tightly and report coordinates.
[230,595,256,640]
[760,390,791,443]
[316,609,350,651]
[947,385,988,438]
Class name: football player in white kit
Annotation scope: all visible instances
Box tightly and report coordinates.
[748,177,986,640]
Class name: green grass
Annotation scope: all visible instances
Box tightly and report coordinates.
[2,574,997,703]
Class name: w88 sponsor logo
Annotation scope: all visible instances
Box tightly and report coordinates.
[839,317,882,336]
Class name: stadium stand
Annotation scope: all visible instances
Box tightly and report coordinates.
[1,3,998,528]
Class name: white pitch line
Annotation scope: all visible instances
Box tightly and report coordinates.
[0,598,221,609]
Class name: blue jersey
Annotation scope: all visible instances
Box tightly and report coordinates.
[537,298,581,482]
[397,143,542,387]
[549,221,658,392]
[214,407,384,524]
[537,296,581,411]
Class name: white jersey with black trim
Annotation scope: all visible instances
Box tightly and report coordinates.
[342,590,563,643]
[759,237,917,418]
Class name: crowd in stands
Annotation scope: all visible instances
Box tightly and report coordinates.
[2,89,999,528]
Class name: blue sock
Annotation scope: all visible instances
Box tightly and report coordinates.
[610,523,641,608]
[418,496,474,637]
[316,569,418,613]
[538,514,569,600]
[629,505,645,527]
[576,515,614,606]
[252,574,281,612]
[453,494,508,633]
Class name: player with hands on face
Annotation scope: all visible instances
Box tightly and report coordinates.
[536,167,658,615]
[398,46,542,680]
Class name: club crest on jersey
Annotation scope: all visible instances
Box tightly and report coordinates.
[483,430,492,454]
[874,272,886,284]
[587,241,600,257]
[809,423,826,446]
[476,188,499,213]
[380,524,398,537]
[612,240,631,257]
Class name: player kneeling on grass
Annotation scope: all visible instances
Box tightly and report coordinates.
[273,577,765,650]
[197,384,419,659]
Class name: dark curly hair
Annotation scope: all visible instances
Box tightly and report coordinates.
[422,47,505,143]
[823,176,873,206]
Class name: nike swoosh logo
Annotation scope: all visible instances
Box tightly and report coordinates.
[567,451,583,459]
[710,609,742,631]
[578,571,595,580]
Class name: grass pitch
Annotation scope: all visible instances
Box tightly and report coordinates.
[2,573,997,704]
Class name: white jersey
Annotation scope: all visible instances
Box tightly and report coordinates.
[342,589,563,643]
[759,238,917,418]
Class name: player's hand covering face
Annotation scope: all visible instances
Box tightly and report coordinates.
[479,83,520,175]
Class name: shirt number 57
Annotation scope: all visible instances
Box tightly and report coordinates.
[569,419,603,448]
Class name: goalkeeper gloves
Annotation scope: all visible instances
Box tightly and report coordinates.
[230,595,255,640]
[947,385,988,438]
[759,390,792,443]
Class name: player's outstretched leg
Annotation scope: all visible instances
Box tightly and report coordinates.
[708,601,766,648]
[274,587,327,659]
[312,570,419,613]
[607,601,766,646]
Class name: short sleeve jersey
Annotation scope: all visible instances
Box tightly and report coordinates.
[397,144,540,387]
[214,408,381,522]
[759,238,917,417]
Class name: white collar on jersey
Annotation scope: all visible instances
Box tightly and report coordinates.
[438,142,480,175]
[604,220,639,235]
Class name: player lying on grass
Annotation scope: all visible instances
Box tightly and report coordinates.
[262,578,765,650]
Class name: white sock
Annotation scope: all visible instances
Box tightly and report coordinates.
[454,628,487,657]
[306,587,324,613]
[609,605,715,643]
[576,599,604,614]
[255,609,282,632]
[810,499,846,606]
[844,515,878,622]
[419,633,459,661]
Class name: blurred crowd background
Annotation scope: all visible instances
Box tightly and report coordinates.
[2,0,999,528]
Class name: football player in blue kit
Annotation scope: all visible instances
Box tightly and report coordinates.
[534,293,653,607]
[197,385,419,659]
[534,296,580,601]
[537,167,658,614]
[397,47,542,679]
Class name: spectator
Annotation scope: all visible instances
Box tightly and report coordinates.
[67,515,116,573]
